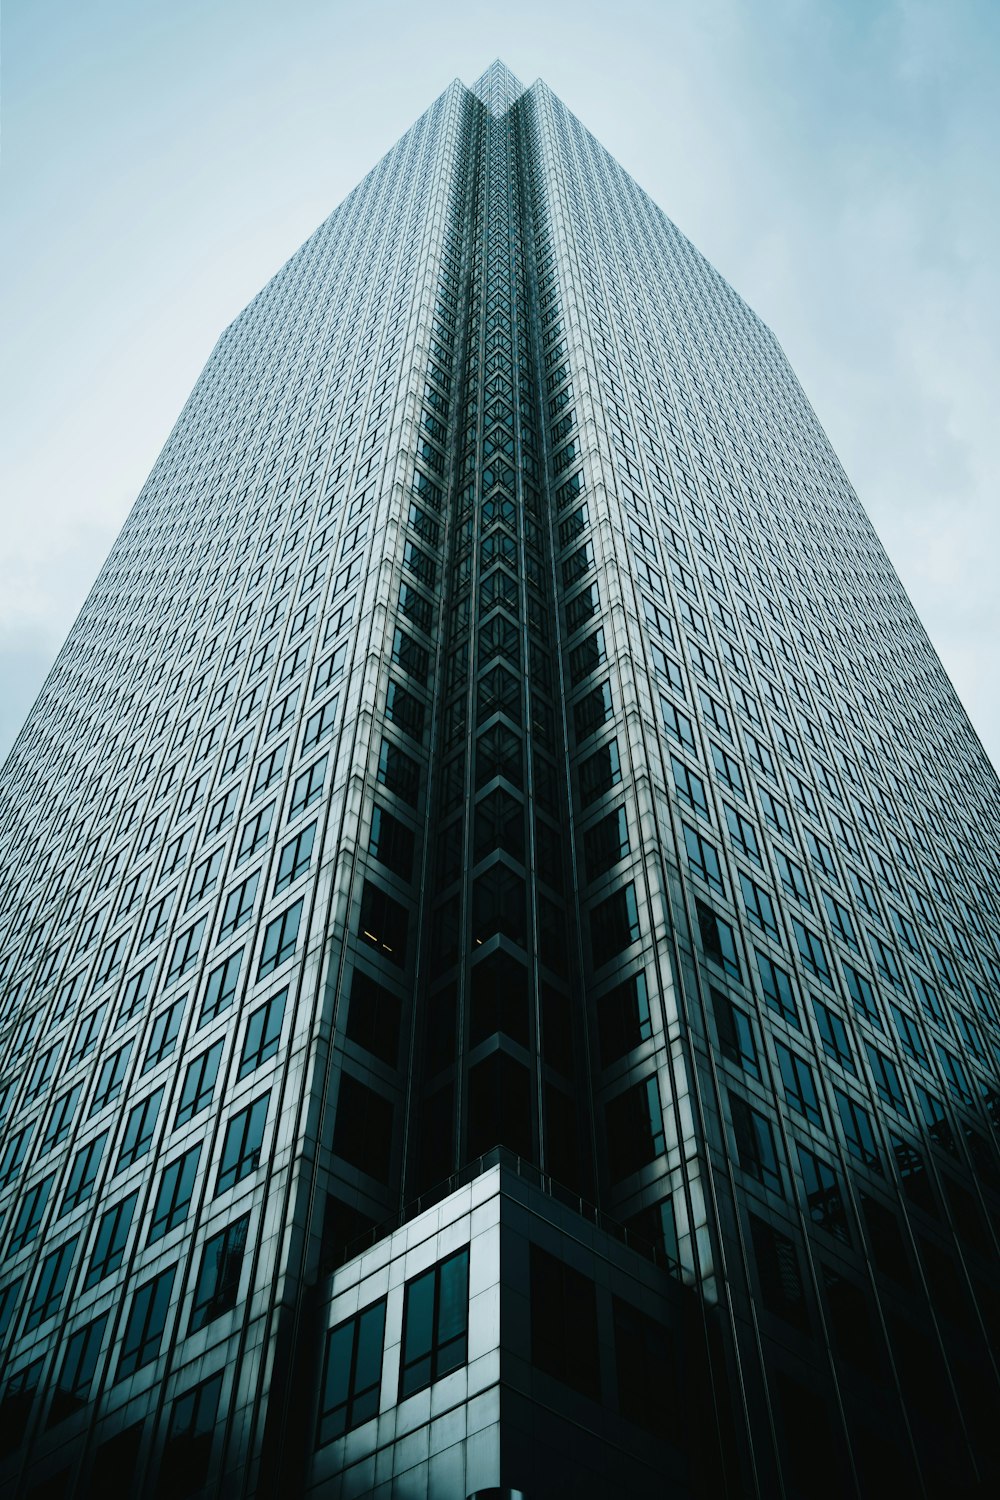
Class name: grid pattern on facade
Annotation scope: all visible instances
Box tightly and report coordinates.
[0,60,999,1500]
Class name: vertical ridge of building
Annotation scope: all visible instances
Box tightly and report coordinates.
[1,61,999,1500]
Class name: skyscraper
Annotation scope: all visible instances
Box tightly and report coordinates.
[1,55,999,1497]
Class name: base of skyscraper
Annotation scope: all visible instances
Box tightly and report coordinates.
[301,1156,732,1499]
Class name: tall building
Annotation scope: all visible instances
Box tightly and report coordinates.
[1,58,999,1500]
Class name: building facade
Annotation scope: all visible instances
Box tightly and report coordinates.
[2,59,1000,1499]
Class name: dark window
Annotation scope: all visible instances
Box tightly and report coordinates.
[606,1076,665,1180]
[591,883,640,964]
[90,1042,132,1115]
[579,738,621,806]
[469,950,529,1048]
[200,949,243,1024]
[822,1265,881,1368]
[0,1358,43,1459]
[257,900,303,978]
[60,1132,107,1214]
[812,997,854,1072]
[239,990,287,1077]
[730,1092,783,1194]
[399,1248,469,1399]
[148,1146,200,1242]
[749,1214,809,1331]
[116,1088,163,1171]
[157,1373,223,1499]
[712,988,759,1076]
[85,1191,138,1288]
[861,1194,912,1288]
[189,1214,250,1332]
[346,971,402,1066]
[117,1266,176,1379]
[216,1094,270,1194]
[289,755,329,818]
[166,919,206,986]
[91,1423,143,1498]
[142,1000,183,1072]
[8,1175,53,1253]
[377,739,419,806]
[574,681,613,742]
[274,822,316,893]
[318,1298,386,1444]
[26,1237,79,1331]
[776,1042,822,1124]
[755,949,798,1026]
[175,1042,223,1125]
[358,881,407,967]
[584,806,630,880]
[613,1297,675,1439]
[41,1084,84,1155]
[218,873,259,940]
[797,1145,849,1241]
[47,1311,108,1425]
[865,1042,908,1115]
[333,1075,393,1181]
[835,1089,881,1171]
[471,863,526,946]
[529,1244,599,1399]
[599,972,653,1068]
[467,1051,532,1158]
[684,823,725,893]
[385,681,425,743]
[697,901,741,978]
[775,1375,836,1494]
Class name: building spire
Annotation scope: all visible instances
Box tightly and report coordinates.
[469,58,526,116]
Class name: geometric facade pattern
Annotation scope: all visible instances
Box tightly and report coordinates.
[1,59,999,1497]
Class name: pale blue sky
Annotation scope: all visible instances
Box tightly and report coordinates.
[2,0,998,766]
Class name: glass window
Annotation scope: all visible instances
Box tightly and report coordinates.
[697,901,741,978]
[712,988,759,1076]
[756,950,798,1027]
[48,1311,109,1425]
[239,990,287,1078]
[399,1248,469,1399]
[116,1088,163,1172]
[176,1042,224,1126]
[258,900,303,978]
[797,1145,849,1241]
[189,1214,250,1332]
[158,1373,223,1498]
[596,971,652,1065]
[684,824,725,894]
[318,1297,387,1444]
[148,1145,201,1242]
[25,1237,79,1331]
[218,873,260,941]
[606,1076,665,1180]
[346,971,403,1066]
[613,1297,675,1438]
[142,1000,183,1072]
[60,1132,108,1215]
[85,1191,139,1288]
[590,883,641,965]
[812,997,855,1073]
[730,1091,782,1195]
[776,1042,823,1124]
[200,949,244,1025]
[835,1089,881,1172]
[529,1244,599,1399]
[274,822,317,893]
[216,1095,270,1195]
[117,1266,176,1379]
